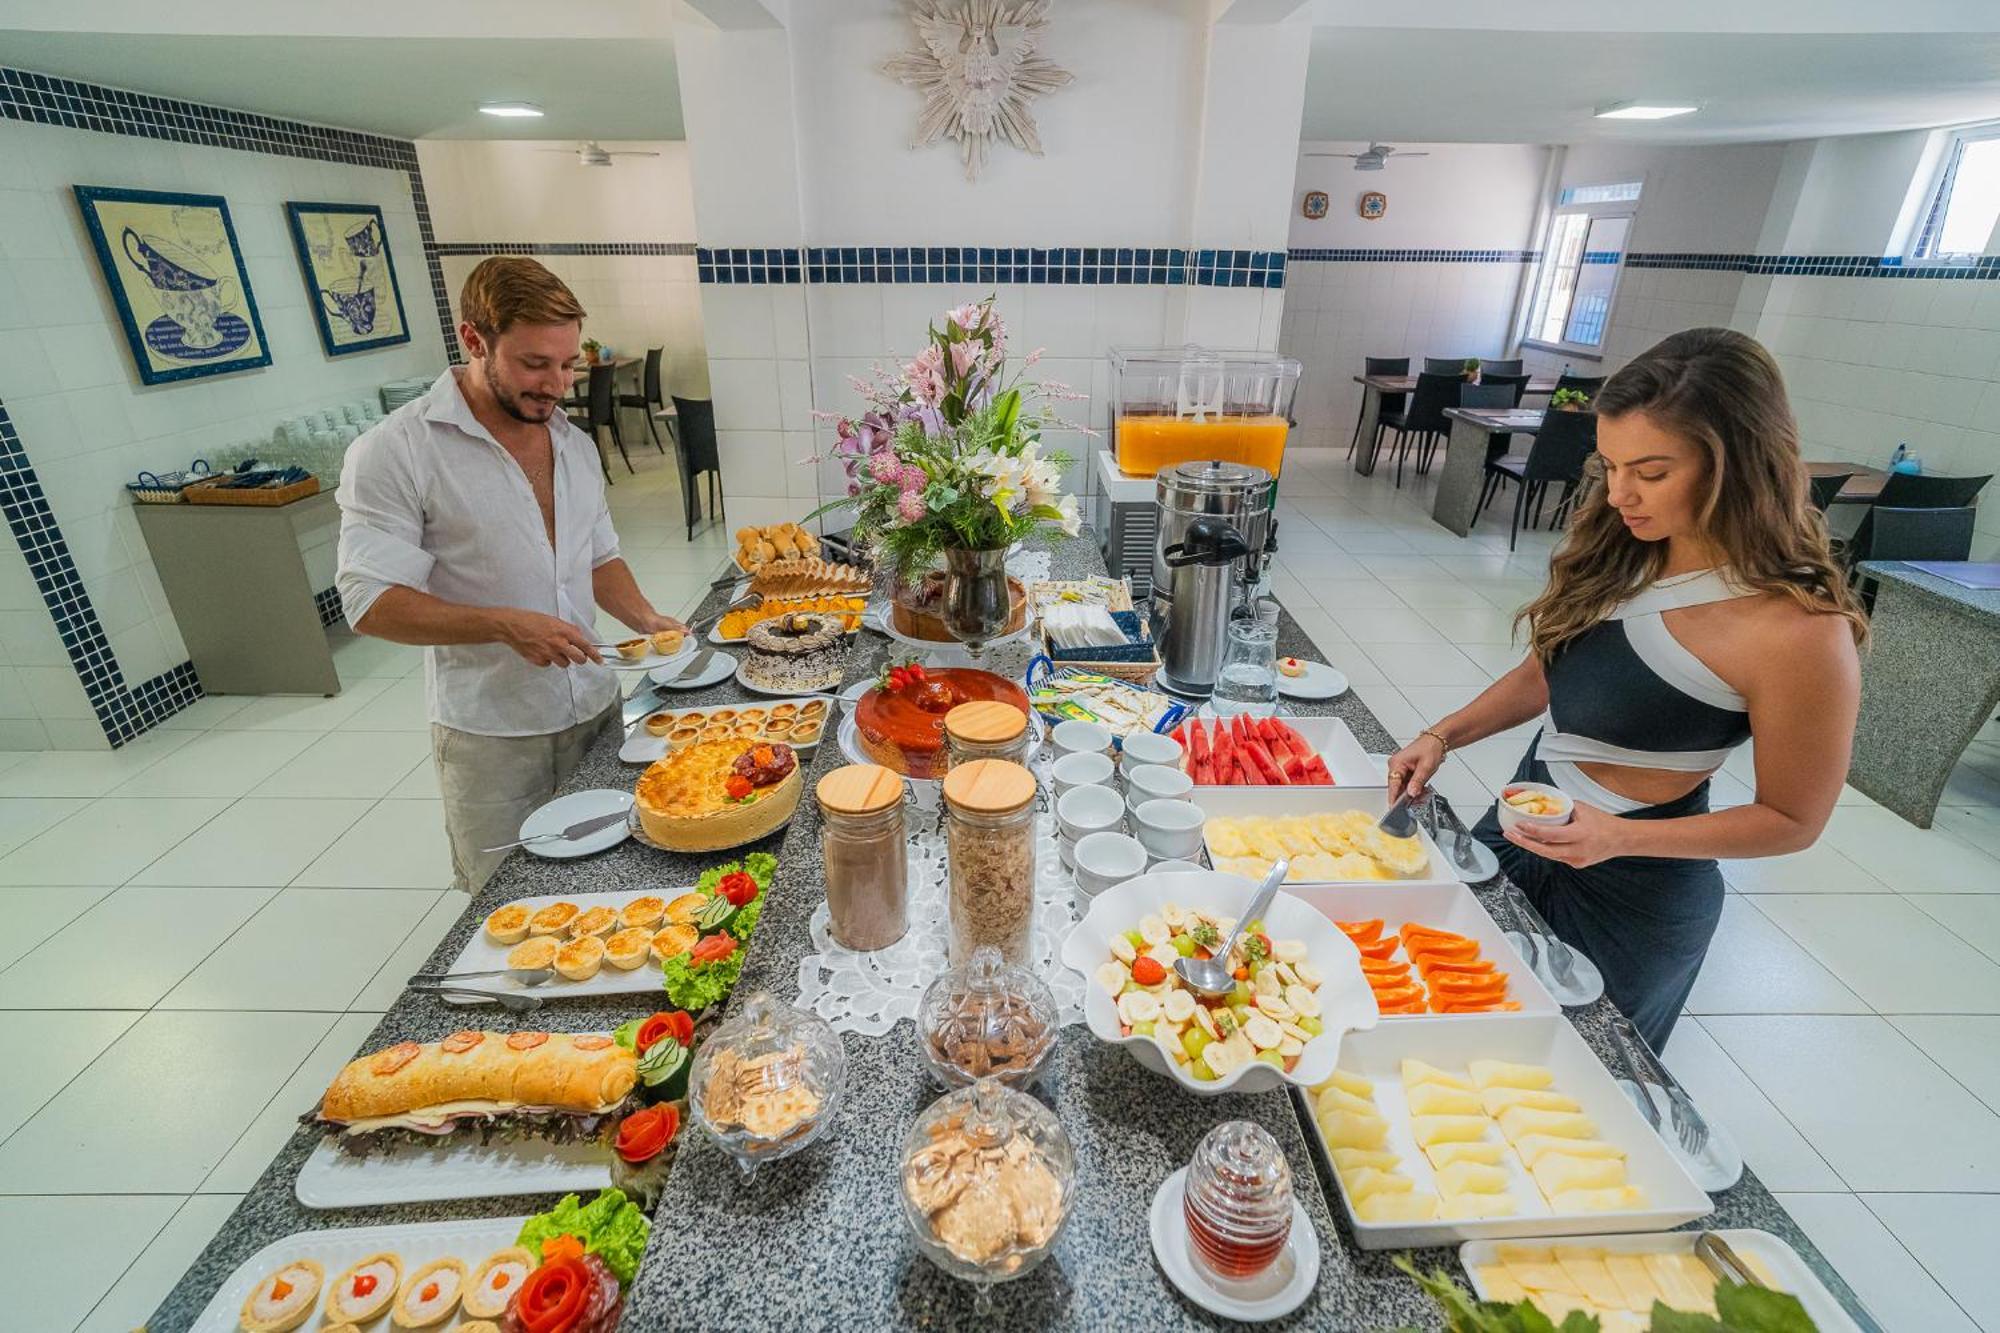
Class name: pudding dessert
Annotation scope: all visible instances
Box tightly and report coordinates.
[891,571,1028,643]
[854,665,1031,780]
[635,739,803,850]
[740,613,847,693]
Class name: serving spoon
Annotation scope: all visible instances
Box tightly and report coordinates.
[1175,858,1290,996]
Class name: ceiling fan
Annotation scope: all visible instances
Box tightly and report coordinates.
[535,140,662,167]
[1306,143,1430,172]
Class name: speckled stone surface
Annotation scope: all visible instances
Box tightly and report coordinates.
[152,530,1875,1332]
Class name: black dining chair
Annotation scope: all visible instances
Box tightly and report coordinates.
[670,396,725,540]
[1423,356,1473,375]
[1844,472,1992,568]
[1807,472,1854,512]
[1480,407,1596,550]
[1380,371,1459,488]
[1479,358,1524,377]
[1478,372,1531,406]
[1350,356,1410,459]
[1457,382,1517,466]
[618,348,671,455]
[569,363,632,478]
[1853,506,1980,610]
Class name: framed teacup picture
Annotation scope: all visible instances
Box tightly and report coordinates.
[284,201,411,356]
[73,185,272,385]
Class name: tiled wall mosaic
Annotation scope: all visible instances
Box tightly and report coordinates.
[434,242,698,257]
[1626,252,2000,280]
[314,587,346,629]
[697,246,1290,287]
[1287,247,1540,264]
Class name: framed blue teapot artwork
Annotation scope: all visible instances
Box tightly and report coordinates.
[73,185,273,385]
[285,201,411,357]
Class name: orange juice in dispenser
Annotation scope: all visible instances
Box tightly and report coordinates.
[1110,347,1302,479]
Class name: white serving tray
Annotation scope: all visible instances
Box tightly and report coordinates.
[1289,883,1559,1019]
[1181,712,1379,790]
[1460,1229,1863,1332]
[440,887,694,1004]
[1304,1014,1713,1249]
[191,1214,528,1333]
[298,1126,610,1208]
[1191,786,1461,888]
[618,697,830,764]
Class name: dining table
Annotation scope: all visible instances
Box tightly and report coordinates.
[1431,405,1560,537]
[148,529,1882,1332]
[1805,461,1890,503]
[1350,373,1558,477]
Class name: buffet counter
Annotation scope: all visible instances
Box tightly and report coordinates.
[150,529,1874,1332]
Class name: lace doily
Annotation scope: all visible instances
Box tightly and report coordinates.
[795,813,1087,1036]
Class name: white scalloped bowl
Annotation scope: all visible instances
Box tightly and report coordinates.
[1059,869,1378,1097]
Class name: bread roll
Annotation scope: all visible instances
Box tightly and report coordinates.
[318,1032,636,1122]
[752,539,779,565]
[735,527,758,546]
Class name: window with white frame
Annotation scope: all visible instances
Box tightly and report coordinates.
[1524,181,1642,353]
[1911,124,2000,261]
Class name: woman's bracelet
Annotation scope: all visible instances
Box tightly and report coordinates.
[1418,727,1452,755]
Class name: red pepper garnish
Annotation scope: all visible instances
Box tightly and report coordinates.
[271,1278,293,1301]
[351,1274,377,1298]
[633,1010,692,1054]
[690,933,737,965]
[516,1255,589,1333]
[716,871,758,907]
[541,1235,584,1265]
[615,1103,681,1163]
[419,1281,439,1302]
[723,773,753,800]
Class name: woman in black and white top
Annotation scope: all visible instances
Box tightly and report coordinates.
[1388,328,1866,1049]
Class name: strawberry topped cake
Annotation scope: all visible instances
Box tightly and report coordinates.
[853,662,1030,780]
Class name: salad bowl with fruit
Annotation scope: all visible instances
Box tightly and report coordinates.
[1060,870,1377,1096]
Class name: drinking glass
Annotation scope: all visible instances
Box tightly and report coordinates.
[1210,618,1278,718]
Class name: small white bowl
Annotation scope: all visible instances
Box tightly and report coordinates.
[1058,834,1077,872]
[1495,780,1575,834]
[1052,719,1112,759]
[1132,797,1206,861]
[1051,749,1116,796]
[1124,763,1193,811]
[1119,730,1183,775]
[1072,830,1149,899]
[1148,858,1206,875]
[1057,783,1126,842]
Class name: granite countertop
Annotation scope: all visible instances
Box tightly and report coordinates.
[151,530,1876,1333]
[1859,559,2000,619]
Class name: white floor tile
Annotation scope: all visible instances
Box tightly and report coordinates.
[0,1008,336,1194]
[1818,804,2000,894]
[1774,1191,1978,1333]
[1939,757,2000,809]
[1754,894,2000,1013]
[215,676,393,732]
[1364,555,1459,583]
[1299,578,1408,611]
[1281,606,1353,652]
[1704,1015,2000,1192]
[1388,579,1494,610]
[0,884,115,971]
[349,890,468,1010]
[0,796,227,887]
[131,797,373,888]
[1889,1016,2000,1115]
[293,799,453,889]
[76,1193,239,1333]
[0,730,194,798]
[387,754,441,799]
[341,675,431,731]
[1350,683,1423,745]
[1358,641,1492,687]
[256,730,434,800]
[0,1194,182,1333]
[0,1009,140,1143]
[329,629,423,682]
[0,884,275,1008]
[1686,895,1870,1015]
[1414,605,1526,644]
[1322,605,1449,644]
[200,1011,381,1193]
[0,796,90,858]
[1395,683,1492,720]
[109,728,318,799]
[1862,1193,2000,1330]
[1659,1018,1846,1190]
[1909,893,2000,963]
[1305,641,1386,688]
[1721,841,1891,894]
[1426,755,1494,812]
[1454,642,1528,678]
[151,694,257,730]
[1935,803,2000,863]
[162,887,440,1011]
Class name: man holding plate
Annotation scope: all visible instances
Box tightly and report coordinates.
[337,257,685,892]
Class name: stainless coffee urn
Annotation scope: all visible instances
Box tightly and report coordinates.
[1149,460,1275,696]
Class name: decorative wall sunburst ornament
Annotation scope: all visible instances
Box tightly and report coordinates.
[883,0,1074,181]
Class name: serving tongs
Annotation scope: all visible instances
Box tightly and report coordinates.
[406,982,546,1012]
[410,966,555,988]
[1694,1233,1767,1289]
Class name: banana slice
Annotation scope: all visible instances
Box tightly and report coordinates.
[1201,1040,1240,1078]
[1254,967,1282,997]
[1285,983,1321,1017]
[1193,1004,1220,1038]
[1271,961,1299,988]
[1244,1014,1283,1050]
[1139,914,1170,945]
[1163,990,1197,1023]
[1110,935,1137,964]
[1279,1019,1313,1043]
[1296,960,1323,986]
[1279,1035,1304,1058]
[1118,990,1161,1025]
[1148,942,1180,971]
[1095,961,1130,995]
[1254,992,1295,1021]
[1162,903,1186,928]
[1274,939,1308,964]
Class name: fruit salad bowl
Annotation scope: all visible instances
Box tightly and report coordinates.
[1060,869,1378,1097]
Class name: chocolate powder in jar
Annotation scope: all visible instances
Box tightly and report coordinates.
[817,764,910,951]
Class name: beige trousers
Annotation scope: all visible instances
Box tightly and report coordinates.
[431,704,619,893]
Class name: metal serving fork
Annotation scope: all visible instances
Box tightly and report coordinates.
[1612,1010,1710,1157]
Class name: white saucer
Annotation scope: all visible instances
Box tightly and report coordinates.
[651,650,735,690]
[1617,1079,1745,1193]
[1149,1167,1318,1323]
[517,789,633,859]
[1274,660,1348,700]
[734,658,843,698]
[1502,929,1606,1006]
[1435,828,1501,883]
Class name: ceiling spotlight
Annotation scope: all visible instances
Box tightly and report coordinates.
[479,102,545,118]
[1594,102,1698,120]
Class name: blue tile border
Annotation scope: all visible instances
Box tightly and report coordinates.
[435,241,697,257]
[1287,247,1540,263]
[315,586,346,628]
[696,246,1290,289]
[1626,251,2000,280]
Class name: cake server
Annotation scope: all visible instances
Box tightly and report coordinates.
[480,808,631,853]
[407,983,545,1012]
[409,967,556,987]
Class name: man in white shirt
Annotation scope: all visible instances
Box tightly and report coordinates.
[336,258,684,892]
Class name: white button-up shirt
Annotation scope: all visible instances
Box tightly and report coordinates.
[336,369,621,737]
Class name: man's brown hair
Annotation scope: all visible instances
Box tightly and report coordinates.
[458,257,587,341]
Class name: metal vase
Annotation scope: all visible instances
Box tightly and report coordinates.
[941,546,1011,654]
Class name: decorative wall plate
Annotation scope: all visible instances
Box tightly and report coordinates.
[1359,191,1388,220]
[1301,190,1329,220]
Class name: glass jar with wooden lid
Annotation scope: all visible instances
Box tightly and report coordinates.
[944,699,1032,772]
[941,758,1038,966]
[816,763,909,951]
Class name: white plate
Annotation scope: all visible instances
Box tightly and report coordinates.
[618,698,830,764]
[440,887,695,1002]
[1305,1014,1713,1250]
[1618,1078,1745,1193]
[1184,712,1378,789]
[1275,660,1349,701]
[733,657,844,697]
[650,649,736,690]
[836,697,1046,789]
[1460,1229,1862,1332]
[298,1122,610,1208]
[517,789,634,859]
[1287,883,1560,1019]
[600,636,697,673]
[1059,869,1379,1097]
[1150,1166,1319,1322]
[1191,787,1460,887]
[190,1214,528,1333]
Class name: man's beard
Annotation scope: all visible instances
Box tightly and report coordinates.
[484,358,558,424]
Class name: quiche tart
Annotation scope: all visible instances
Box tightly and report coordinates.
[635,739,802,851]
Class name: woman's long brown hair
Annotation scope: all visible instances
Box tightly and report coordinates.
[1520,327,1866,660]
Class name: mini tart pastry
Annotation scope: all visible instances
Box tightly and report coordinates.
[506,936,559,970]
[569,905,618,939]
[770,702,799,720]
[462,1246,535,1319]
[1279,656,1306,678]
[555,935,606,981]
[645,712,677,737]
[619,895,667,930]
[698,724,733,743]
[799,699,828,718]
[790,720,824,745]
[652,922,699,961]
[651,628,686,656]
[736,707,768,725]
[392,1257,466,1328]
[483,903,530,946]
[706,709,738,724]
[605,927,651,970]
[528,901,580,937]
[239,1259,322,1333]
[733,722,762,738]
[615,637,650,661]
[667,726,702,751]
[763,721,795,740]
[323,1325,364,1333]
[665,891,709,925]
[326,1252,401,1324]
[456,1323,500,1333]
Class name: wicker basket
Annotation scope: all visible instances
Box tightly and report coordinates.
[1029,577,1162,685]
[184,474,321,507]
[125,462,214,504]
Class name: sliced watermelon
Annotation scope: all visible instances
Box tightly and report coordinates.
[1302,753,1333,785]
[1244,738,1287,784]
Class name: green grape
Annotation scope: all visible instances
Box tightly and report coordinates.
[1297,1015,1325,1036]
[1181,1027,1212,1060]
[1172,935,1198,957]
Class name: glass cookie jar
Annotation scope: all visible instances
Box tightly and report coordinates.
[940,759,1039,967]
[916,945,1058,1089]
[816,763,909,952]
[688,990,846,1177]
[943,699,1033,772]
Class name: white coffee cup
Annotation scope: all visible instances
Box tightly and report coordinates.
[1057,783,1125,843]
[1119,730,1183,775]
[1052,719,1112,759]
[1051,749,1115,796]
[1133,798,1206,861]
[1149,858,1205,875]
[1124,763,1193,811]
[1058,834,1077,871]
[1073,830,1149,900]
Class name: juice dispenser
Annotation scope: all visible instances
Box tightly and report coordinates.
[1109,346,1302,480]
